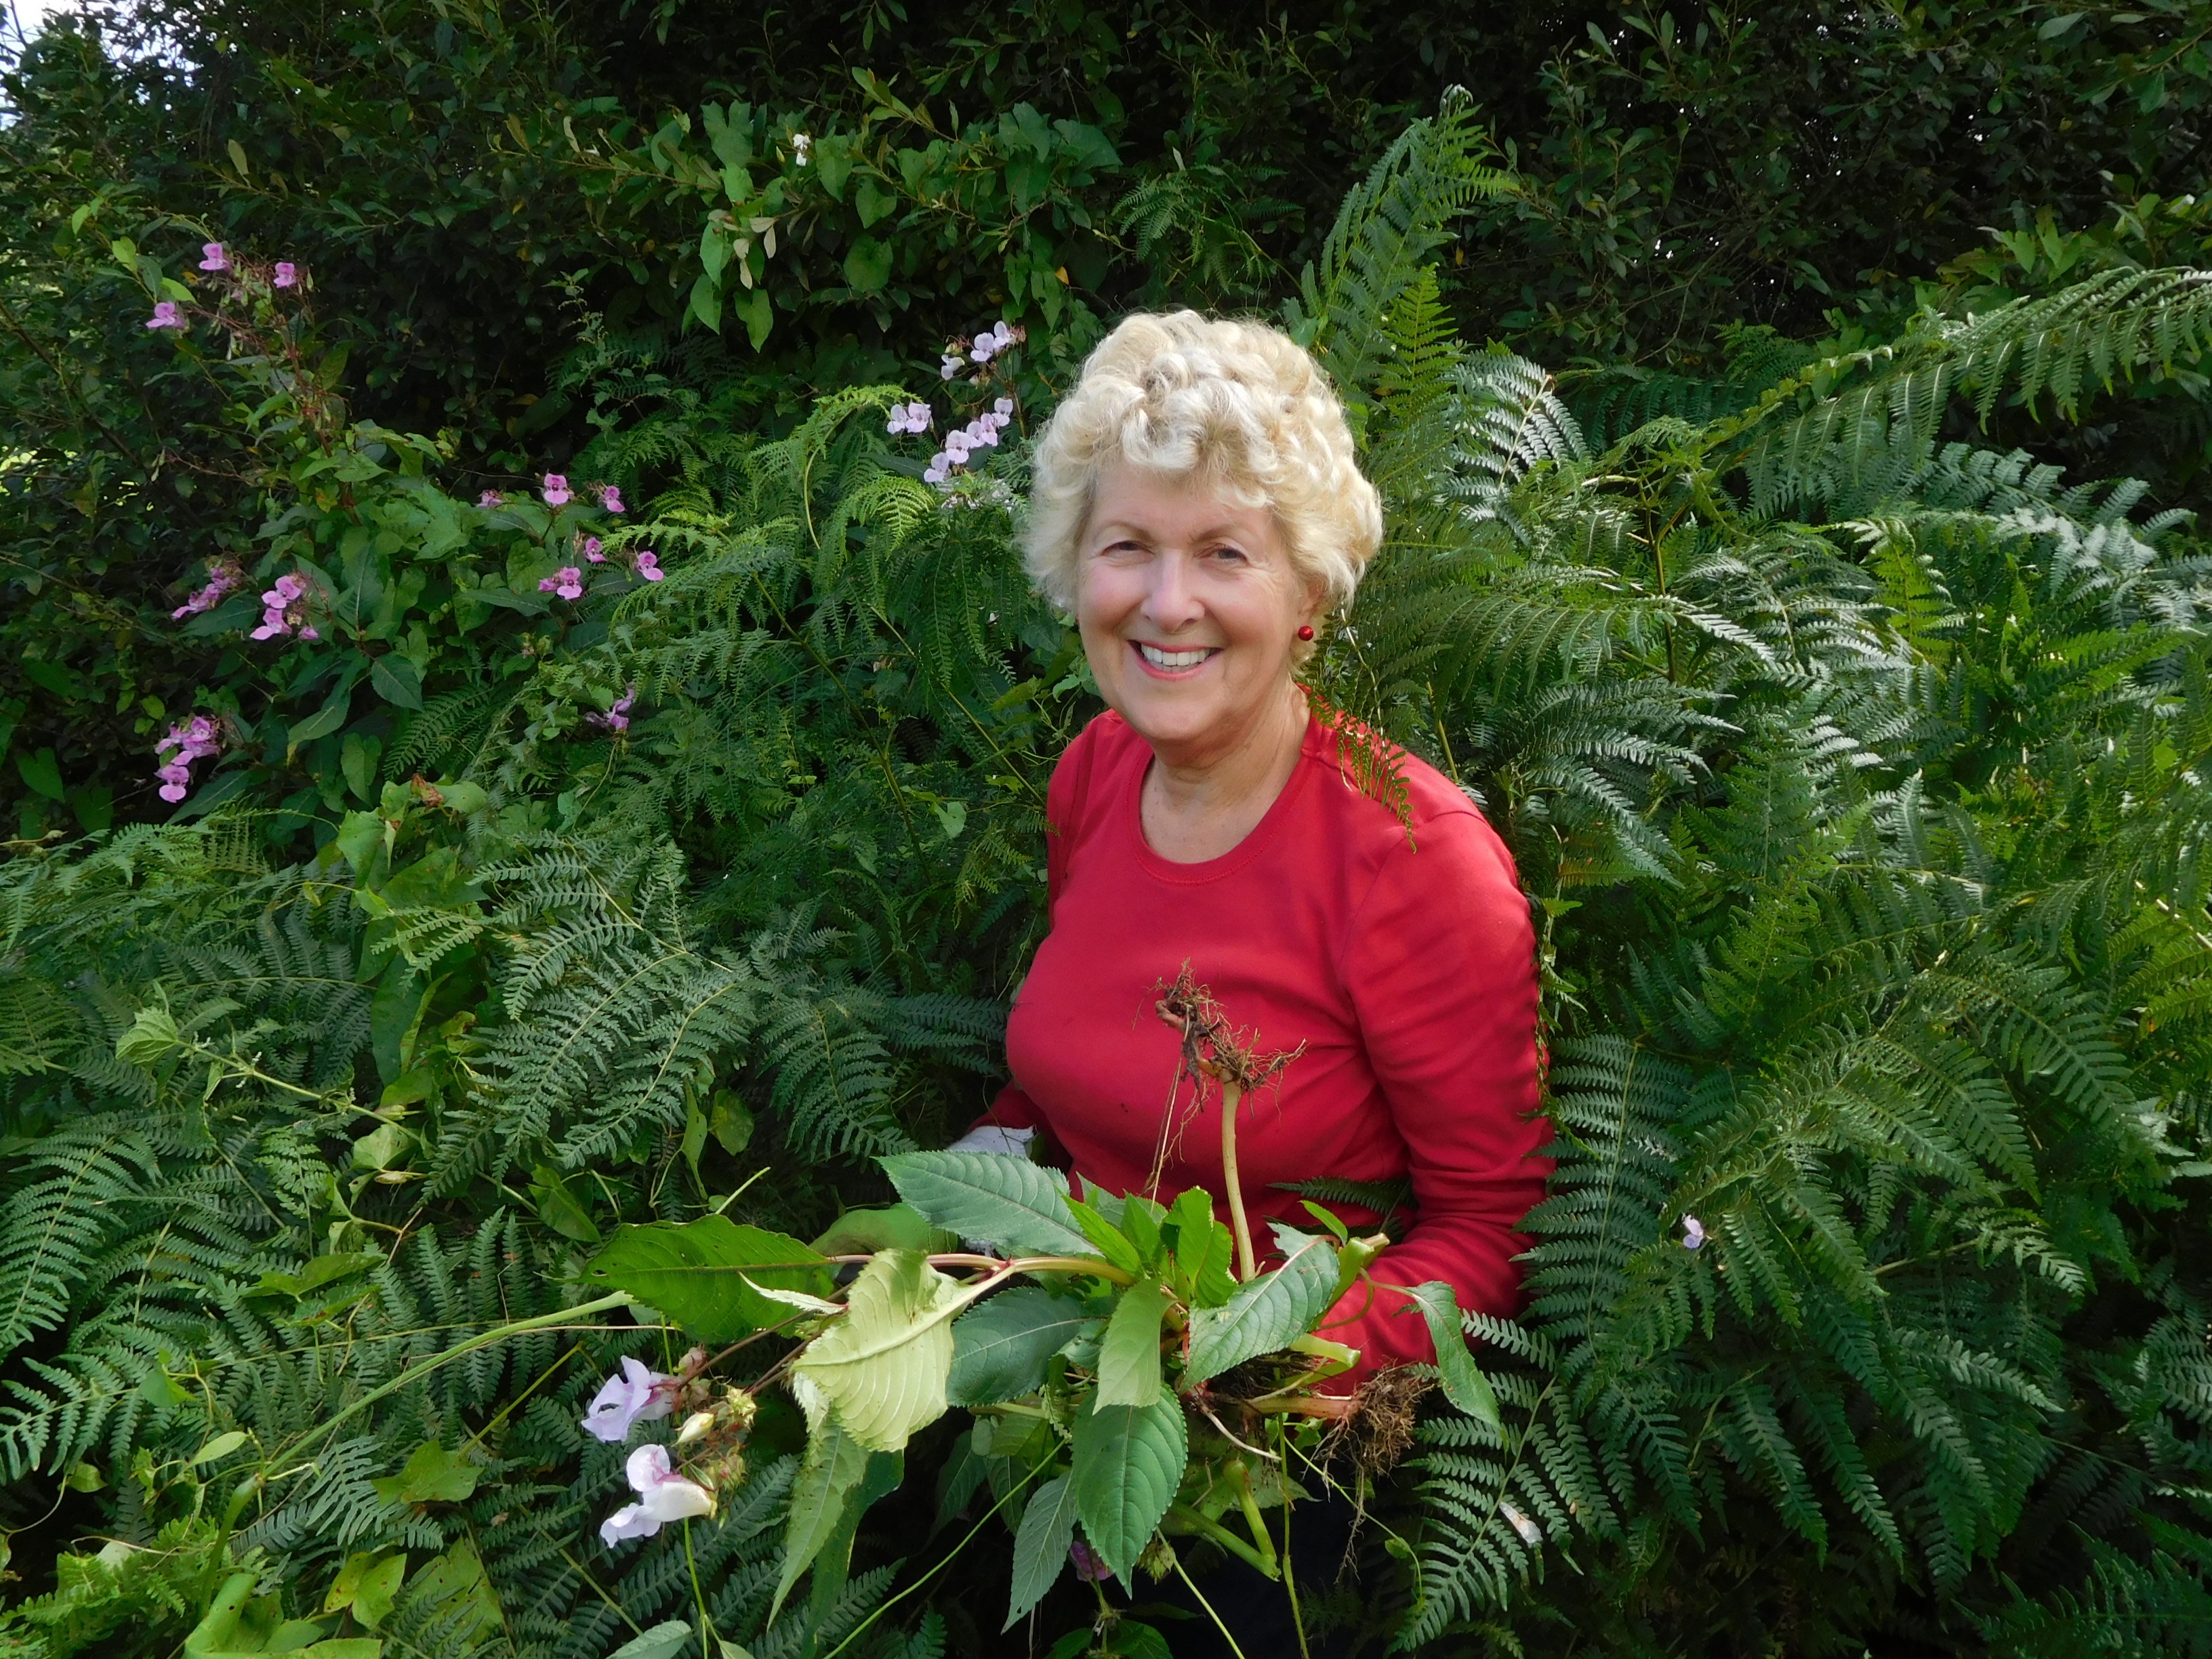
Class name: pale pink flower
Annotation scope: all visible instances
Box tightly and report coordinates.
[583,537,606,563]
[600,1443,715,1547]
[633,550,662,581]
[146,302,186,331]
[478,490,504,510]
[541,474,571,508]
[538,566,583,600]
[251,571,312,639]
[581,1357,674,1443]
[272,262,298,289]
[598,484,624,514]
[198,243,229,272]
[171,564,240,619]
[1681,1215,1706,1251]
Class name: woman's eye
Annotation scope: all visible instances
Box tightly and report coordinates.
[1208,544,1249,565]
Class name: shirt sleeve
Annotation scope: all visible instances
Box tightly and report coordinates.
[1316,804,1551,1383]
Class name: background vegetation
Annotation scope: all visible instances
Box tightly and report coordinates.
[4,3,2212,1656]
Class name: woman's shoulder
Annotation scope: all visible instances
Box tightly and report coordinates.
[1302,715,1519,893]
[1046,708,1147,825]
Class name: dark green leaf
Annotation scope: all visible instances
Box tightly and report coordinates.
[1005,1472,1081,1629]
[881,1151,1091,1257]
[585,1216,832,1342]
[1402,1280,1502,1429]
[1095,1276,1168,1408]
[949,1286,1094,1406]
[1071,1391,1187,1582]
[1183,1238,1340,1388]
[369,654,424,709]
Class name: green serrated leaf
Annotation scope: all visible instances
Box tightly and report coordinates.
[1065,1197,1144,1276]
[585,1217,832,1342]
[1005,1472,1081,1629]
[1402,1281,1502,1428]
[791,1249,978,1451]
[369,655,424,710]
[370,1441,478,1506]
[771,1419,869,1625]
[1070,1391,1187,1583]
[948,1286,1094,1406]
[1182,1238,1340,1388]
[881,1151,1092,1257]
[1095,1277,1169,1408]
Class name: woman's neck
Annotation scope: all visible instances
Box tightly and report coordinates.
[1139,682,1311,863]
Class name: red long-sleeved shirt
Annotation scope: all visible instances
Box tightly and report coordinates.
[983,709,1549,1382]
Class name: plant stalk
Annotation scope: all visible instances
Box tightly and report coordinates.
[1221,1080,1256,1281]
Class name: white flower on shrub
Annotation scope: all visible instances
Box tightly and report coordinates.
[599,1443,716,1547]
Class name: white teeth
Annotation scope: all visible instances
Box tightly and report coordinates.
[1139,643,1213,669]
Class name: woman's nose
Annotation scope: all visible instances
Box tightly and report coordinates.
[1141,552,1203,630]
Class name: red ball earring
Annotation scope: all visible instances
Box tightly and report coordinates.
[1296,624,1315,641]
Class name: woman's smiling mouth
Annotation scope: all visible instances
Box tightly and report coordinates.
[1134,641,1221,673]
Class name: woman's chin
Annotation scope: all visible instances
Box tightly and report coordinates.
[1113,696,1225,756]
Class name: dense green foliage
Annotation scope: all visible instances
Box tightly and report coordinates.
[6,3,2212,1656]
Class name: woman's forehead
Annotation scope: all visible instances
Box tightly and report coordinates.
[1086,465,1275,541]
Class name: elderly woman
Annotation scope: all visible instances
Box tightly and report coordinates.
[963,310,1551,1401]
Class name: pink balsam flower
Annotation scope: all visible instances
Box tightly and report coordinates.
[154,716,222,804]
[146,302,186,331]
[198,243,229,272]
[632,550,662,582]
[583,537,606,563]
[538,566,583,600]
[171,563,240,619]
[582,1357,674,1443]
[600,1443,715,1547]
[541,474,571,508]
[597,484,624,514]
[251,571,312,640]
[478,490,505,510]
[272,262,298,289]
[590,686,638,733]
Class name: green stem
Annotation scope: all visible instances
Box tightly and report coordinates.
[1168,1503,1277,1579]
[1230,1467,1279,1578]
[273,1291,633,1462]
[1221,1081,1256,1282]
[1171,1553,1253,1659]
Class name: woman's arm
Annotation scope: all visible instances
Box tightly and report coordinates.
[1321,804,1551,1378]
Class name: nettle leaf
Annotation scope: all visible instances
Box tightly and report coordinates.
[1006,1471,1082,1630]
[1071,1391,1188,1582]
[792,1248,978,1451]
[1183,1237,1340,1388]
[881,1150,1091,1257]
[948,1286,1095,1406]
[586,1216,832,1343]
[1403,1280,1502,1429]
[772,1418,869,1625]
[1095,1277,1170,1408]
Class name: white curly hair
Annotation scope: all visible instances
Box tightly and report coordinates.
[1023,310,1382,619]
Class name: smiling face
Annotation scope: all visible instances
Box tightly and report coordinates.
[1075,461,1320,769]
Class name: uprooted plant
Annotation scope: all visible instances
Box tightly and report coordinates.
[578,974,1498,1659]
